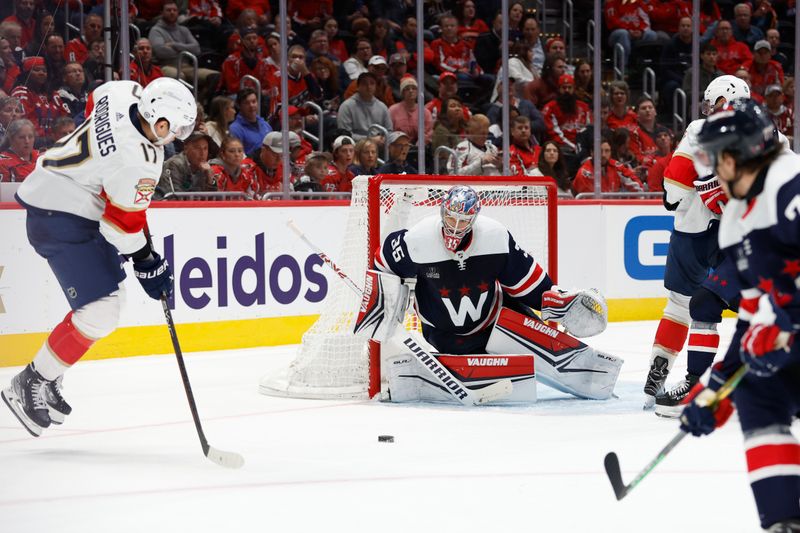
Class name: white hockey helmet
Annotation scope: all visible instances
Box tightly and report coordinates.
[138,77,197,146]
[701,75,751,116]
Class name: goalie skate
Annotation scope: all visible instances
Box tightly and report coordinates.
[1,364,51,437]
[43,376,72,424]
[654,374,700,418]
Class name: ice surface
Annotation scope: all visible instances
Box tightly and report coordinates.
[0,319,770,532]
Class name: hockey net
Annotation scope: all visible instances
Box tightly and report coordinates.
[259,174,557,399]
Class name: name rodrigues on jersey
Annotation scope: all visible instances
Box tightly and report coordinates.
[93,95,117,157]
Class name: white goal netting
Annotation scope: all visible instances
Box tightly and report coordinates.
[259,175,556,399]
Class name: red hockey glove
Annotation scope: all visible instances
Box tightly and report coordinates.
[679,379,734,437]
[693,176,728,215]
[741,294,795,377]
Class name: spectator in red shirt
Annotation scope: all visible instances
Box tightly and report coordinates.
[220,27,274,98]
[426,71,470,122]
[209,136,260,198]
[458,0,489,49]
[646,126,676,192]
[644,0,691,34]
[605,0,658,66]
[288,0,333,35]
[3,0,36,50]
[572,139,644,194]
[542,74,591,154]
[225,0,270,26]
[764,83,794,140]
[509,115,541,176]
[227,10,267,54]
[746,39,785,98]
[11,57,68,141]
[431,14,492,105]
[323,134,355,192]
[268,44,323,118]
[524,53,567,107]
[393,16,433,73]
[711,20,753,75]
[0,118,37,182]
[187,0,224,27]
[607,81,637,132]
[323,18,348,64]
[65,14,102,64]
[129,38,163,88]
[628,97,662,169]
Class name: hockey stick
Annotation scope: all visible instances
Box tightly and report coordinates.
[604,364,748,500]
[160,294,245,469]
[286,219,512,405]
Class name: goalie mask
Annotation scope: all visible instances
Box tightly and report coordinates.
[440,185,480,252]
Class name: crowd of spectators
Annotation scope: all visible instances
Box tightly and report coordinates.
[0,0,797,199]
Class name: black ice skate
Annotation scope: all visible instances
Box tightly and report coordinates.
[643,355,671,409]
[43,376,72,425]
[654,374,700,419]
[1,364,51,437]
[766,519,800,532]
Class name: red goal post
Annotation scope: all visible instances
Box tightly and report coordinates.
[259,174,558,400]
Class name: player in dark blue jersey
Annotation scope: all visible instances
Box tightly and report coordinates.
[682,100,800,532]
[372,185,622,401]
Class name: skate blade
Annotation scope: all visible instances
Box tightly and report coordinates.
[47,405,65,425]
[643,395,656,410]
[654,404,683,419]
[1,389,45,437]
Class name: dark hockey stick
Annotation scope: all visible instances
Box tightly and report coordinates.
[160,294,245,469]
[285,219,513,405]
[604,364,748,500]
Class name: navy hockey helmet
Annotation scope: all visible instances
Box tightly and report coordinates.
[696,99,779,172]
[440,185,481,252]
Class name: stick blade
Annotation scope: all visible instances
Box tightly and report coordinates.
[206,446,245,469]
[473,379,513,404]
[603,452,627,500]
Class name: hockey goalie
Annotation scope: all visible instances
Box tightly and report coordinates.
[354,185,623,404]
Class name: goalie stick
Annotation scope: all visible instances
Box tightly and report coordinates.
[603,364,748,500]
[286,219,512,406]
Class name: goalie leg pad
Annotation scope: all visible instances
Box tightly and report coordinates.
[487,308,623,400]
[384,334,536,404]
[353,270,410,342]
[541,286,608,337]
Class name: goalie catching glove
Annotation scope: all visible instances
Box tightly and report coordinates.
[353,270,413,342]
[540,286,608,337]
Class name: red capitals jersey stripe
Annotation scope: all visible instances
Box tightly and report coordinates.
[745,438,800,483]
[101,193,147,234]
[503,263,545,297]
[663,153,697,189]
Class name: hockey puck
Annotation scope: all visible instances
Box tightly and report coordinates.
[378,435,395,443]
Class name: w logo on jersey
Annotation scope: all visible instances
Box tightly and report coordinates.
[442,292,488,326]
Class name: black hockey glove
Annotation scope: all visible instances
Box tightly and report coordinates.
[133,251,174,300]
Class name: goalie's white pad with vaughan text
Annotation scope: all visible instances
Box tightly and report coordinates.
[487,308,622,399]
[384,331,536,404]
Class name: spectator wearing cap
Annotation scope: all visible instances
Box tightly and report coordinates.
[249,131,301,194]
[65,14,102,64]
[377,131,415,174]
[56,61,88,118]
[732,3,765,48]
[606,81,637,132]
[11,56,69,142]
[155,131,219,199]
[342,38,372,83]
[268,44,323,118]
[0,118,37,182]
[220,27,274,98]
[3,0,36,50]
[544,37,574,76]
[628,97,663,170]
[343,55,395,107]
[430,15,492,106]
[1,39,19,94]
[294,151,330,193]
[387,53,409,102]
[349,138,380,176]
[336,72,393,141]
[209,135,263,198]
[604,0,658,66]
[425,71,471,123]
[709,20,752,75]
[764,84,794,140]
[130,38,164,88]
[541,74,591,154]
[229,87,272,155]
[306,29,340,67]
[323,135,356,192]
[448,114,501,176]
[745,39,784,98]
[388,76,433,147]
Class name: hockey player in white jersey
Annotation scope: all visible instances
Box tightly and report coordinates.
[643,75,750,411]
[359,185,623,403]
[3,78,196,437]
